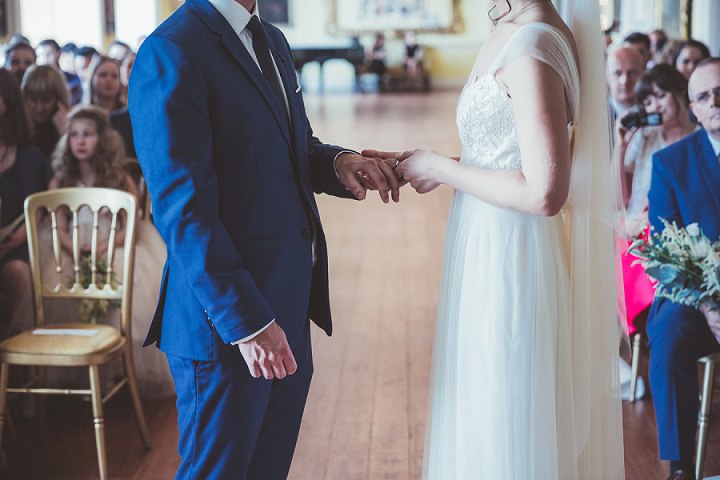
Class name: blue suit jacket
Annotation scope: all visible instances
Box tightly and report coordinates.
[647,129,720,326]
[128,0,353,362]
[648,129,720,249]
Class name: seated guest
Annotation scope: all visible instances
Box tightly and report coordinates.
[35,39,83,106]
[73,45,99,100]
[89,56,135,157]
[4,39,36,84]
[366,32,387,77]
[0,68,49,338]
[59,42,78,76]
[107,40,132,63]
[616,64,698,239]
[607,46,646,119]
[649,29,668,65]
[646,58,720,480]
[674,39,711,80]
[624,32,652,68]
[46,105,172,399]
[403,31,424,89]
[21,64,70,159]
[88,57,124,112]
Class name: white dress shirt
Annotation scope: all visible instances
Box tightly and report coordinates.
[707,130,720,159]
[208,0,290,115]
[610,98,632,119]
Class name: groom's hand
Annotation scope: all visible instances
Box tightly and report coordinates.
[237,322,298,380]
[362,149,410,187]
[335,152,400,203]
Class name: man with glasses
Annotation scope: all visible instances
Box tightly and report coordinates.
[647,57,720,480]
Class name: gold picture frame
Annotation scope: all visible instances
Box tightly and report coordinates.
[328,0,463,35]
[654,0,692,39]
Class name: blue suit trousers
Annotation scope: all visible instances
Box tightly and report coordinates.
[167,321,313,480]
[648,300,720,460]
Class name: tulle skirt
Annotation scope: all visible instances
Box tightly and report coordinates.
[423,191,579,479]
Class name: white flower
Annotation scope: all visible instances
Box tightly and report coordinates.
[708,248,720,268]
[687,223,701,237]
[691,239,712,260]
[667,242,686,258]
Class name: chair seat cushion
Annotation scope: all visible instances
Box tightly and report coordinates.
[0,323,123,356]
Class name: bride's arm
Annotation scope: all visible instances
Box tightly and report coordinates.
[399,56,572,216]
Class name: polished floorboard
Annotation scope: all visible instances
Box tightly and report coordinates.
[4,91,720,479]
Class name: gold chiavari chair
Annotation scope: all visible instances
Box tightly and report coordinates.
[0,187,151,480]
[696,353,720,480]
[629,331,644,402]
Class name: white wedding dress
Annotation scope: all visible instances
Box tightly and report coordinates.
[423,23,624,479]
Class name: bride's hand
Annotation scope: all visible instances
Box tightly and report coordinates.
[396,149,453,194]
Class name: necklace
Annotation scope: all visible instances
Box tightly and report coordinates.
[491,0,548,26]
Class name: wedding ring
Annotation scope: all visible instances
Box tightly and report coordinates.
[393,158,400,168]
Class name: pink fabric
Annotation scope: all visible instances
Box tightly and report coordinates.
[621,229,655,335]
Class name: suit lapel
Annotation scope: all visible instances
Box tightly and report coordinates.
[265,30,304,170]
[695,131,720,217]
[186,0,292,148]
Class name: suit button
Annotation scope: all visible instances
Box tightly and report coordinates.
[302,228,312,240]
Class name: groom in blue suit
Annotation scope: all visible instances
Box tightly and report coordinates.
[128,0,399,478]
[647,58,720,480]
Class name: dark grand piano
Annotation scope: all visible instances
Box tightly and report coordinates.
[291,43,365,92]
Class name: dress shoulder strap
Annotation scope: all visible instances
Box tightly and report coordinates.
[490,23,581,120]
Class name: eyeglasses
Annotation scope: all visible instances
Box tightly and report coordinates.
[693,86,720,106]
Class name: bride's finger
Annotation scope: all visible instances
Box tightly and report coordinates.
[416,181,437,194]
[396,150,415,162]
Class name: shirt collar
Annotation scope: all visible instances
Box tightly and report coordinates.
[707,130,720,158]
[610,98,631,118]
[208,0,258,37]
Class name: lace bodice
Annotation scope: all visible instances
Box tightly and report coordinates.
[456,23,580,171]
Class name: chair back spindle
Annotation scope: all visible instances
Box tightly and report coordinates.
[24,188,137,335]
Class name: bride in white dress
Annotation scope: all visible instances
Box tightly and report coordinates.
[376,0,625,477]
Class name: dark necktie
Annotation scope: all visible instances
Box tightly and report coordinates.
[246,16,285,110]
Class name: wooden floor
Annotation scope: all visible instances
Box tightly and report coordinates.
[4,91,720,479]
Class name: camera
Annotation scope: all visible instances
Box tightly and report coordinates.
[621,111,663,129]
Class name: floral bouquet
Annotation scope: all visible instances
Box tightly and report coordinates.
[628,219,720,341]
[72,253,121,323]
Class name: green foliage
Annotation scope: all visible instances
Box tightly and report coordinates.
[71,253,121,323]
[628,219,720,310]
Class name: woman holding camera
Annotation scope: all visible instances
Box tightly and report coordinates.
[616,64,697,238]
[615,64,698,363]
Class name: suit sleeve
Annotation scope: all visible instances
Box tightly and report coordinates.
[129,35,274,344]
[647,151,682,232]
[306,119,357,199]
